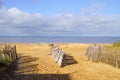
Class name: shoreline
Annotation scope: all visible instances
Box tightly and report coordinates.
[0,37,119,44]
[0,42,112,44]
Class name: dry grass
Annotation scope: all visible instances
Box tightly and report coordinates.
[9,43,120,80]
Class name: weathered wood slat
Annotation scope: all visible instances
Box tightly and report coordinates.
[86,44,120,68]
[52,50,59,58]
[50,47,65,67]
[57,50,64,67]
[55,50,62,62]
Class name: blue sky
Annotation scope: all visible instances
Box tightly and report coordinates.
[3,0,91,15]
[2,0,120,15]
[0,0,120,36]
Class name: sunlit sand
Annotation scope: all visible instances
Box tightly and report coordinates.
[11,43,120,80]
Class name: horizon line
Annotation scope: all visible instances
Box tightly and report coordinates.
[0,36,120,38]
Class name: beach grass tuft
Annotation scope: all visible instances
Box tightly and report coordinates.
[113,41,120,47]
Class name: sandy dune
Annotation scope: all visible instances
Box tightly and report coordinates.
[12,43,120,80]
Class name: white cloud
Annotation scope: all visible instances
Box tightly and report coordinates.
[0,6,120,36]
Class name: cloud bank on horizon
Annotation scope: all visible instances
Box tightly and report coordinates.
[0,0,120,36]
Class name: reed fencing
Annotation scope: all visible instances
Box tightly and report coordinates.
[86,45,120,68]
[0,44,17,66]
[50,46,64,67]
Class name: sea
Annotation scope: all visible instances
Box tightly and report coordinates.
[0,36,120,43]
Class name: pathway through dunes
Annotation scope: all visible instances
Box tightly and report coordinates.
[11,44,120,80]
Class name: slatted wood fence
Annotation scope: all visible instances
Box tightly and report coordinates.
[0,44,17,66]
[50,46,64,67]
[86,45,120,68]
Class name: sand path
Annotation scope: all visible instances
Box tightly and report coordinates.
[12,44,120,80]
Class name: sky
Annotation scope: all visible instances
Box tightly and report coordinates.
[0,0,120,36]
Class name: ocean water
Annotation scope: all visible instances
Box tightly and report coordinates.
[0,36,120,43]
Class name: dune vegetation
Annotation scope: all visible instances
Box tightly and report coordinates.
[113,41,120,47]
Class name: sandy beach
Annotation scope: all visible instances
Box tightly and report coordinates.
[10,43,120,80]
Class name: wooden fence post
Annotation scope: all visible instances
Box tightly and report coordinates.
[86,45,120,69]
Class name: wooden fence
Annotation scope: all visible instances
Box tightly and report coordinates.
[86,45,120,68]
[0,44,17,66]
[50,46,65,67]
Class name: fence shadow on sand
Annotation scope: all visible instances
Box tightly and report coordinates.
[0,53,71,80]
[12,74,70,80]
[62,54,78,67]
[15,54,71,80]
